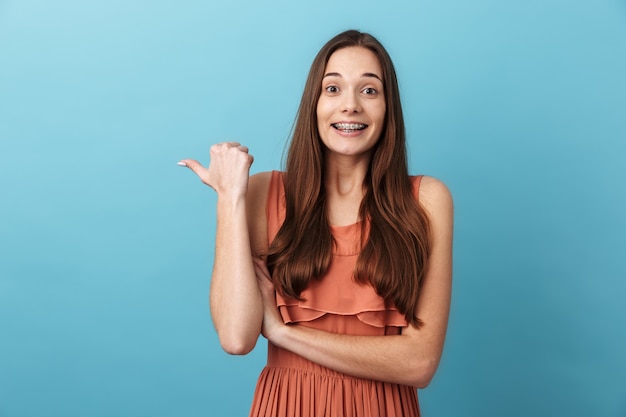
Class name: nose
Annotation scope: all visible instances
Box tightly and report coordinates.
[341,90,361,113]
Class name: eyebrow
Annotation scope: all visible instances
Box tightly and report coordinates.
[323,72,383,82]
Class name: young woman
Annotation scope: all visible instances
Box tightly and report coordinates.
[179,30,453,417]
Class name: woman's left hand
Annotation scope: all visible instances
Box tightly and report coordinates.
[252,257,285,342]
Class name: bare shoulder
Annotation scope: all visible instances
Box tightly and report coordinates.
[418,176,453,213]
[246,171,273,255]
[248,171,273,195]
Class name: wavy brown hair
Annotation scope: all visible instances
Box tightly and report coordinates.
[266,30,431,327]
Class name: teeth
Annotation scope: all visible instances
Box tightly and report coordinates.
[333,123,366,130]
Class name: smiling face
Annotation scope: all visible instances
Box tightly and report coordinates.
[316,46,386,160]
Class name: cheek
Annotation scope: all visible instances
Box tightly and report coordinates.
[376,105,387,127]
[374,105,386,137]
[316,97,330,120]
[377,101,386,120]
[315,101,327,138]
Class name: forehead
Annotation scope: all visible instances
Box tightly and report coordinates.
[324,46,383,78]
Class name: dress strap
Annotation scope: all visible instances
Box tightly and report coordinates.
[266,171,286,245]
[411,175,423,203]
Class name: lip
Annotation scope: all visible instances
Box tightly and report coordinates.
[331,127,367,138]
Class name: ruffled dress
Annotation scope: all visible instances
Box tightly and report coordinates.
[249,171,422,417]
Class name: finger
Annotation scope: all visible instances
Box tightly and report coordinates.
[177,159,206,176]
[218,141,241,149]
[253,262,272,282]
[252,265,274,296]
[253,257,271,276]
[217,142,249,153]
[252,257,270,273]
[210,142,239,156]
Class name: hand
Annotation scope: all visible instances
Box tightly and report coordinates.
[178,142,254,198]
[252,257,285,342]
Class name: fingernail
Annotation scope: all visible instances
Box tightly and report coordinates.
[177,161,187,167]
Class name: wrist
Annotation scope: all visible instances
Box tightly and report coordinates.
[216,193,247,211]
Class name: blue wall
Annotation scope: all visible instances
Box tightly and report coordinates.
[1,0,625,416]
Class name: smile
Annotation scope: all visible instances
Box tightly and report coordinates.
[332,122,368,133]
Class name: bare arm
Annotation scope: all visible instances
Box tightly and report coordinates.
[255,176,453,386]
[179,143,270,355]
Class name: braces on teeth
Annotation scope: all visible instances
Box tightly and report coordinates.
[333,123,366,130]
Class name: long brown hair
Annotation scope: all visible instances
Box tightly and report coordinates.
[266,30,430,327]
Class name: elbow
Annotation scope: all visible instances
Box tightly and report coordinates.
[220,338,256,355]
[407,359,439,389]
[412,374,434,390]
[212,314,262,355]
[218,332,258,356]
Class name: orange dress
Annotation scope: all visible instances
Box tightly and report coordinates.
[249,171,422,417]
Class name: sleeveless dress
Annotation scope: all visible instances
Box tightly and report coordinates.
[249,171,423,417]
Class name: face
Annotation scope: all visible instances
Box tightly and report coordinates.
[316,47,386,160]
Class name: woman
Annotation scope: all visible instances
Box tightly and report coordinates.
[179,30,453,417]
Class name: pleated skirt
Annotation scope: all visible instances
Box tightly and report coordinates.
[249,342,420,417]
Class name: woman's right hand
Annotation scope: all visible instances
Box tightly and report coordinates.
[178,142,254,198]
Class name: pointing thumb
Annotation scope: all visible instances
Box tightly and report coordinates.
[177,159,205,176]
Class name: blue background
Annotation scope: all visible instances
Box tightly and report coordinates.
[1,0,625,416]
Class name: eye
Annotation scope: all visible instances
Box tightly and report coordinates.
[325,85,339,93]
[362,87,378,95]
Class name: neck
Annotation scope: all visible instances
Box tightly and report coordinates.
[323,152,371,196]
[323,153,371,226]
